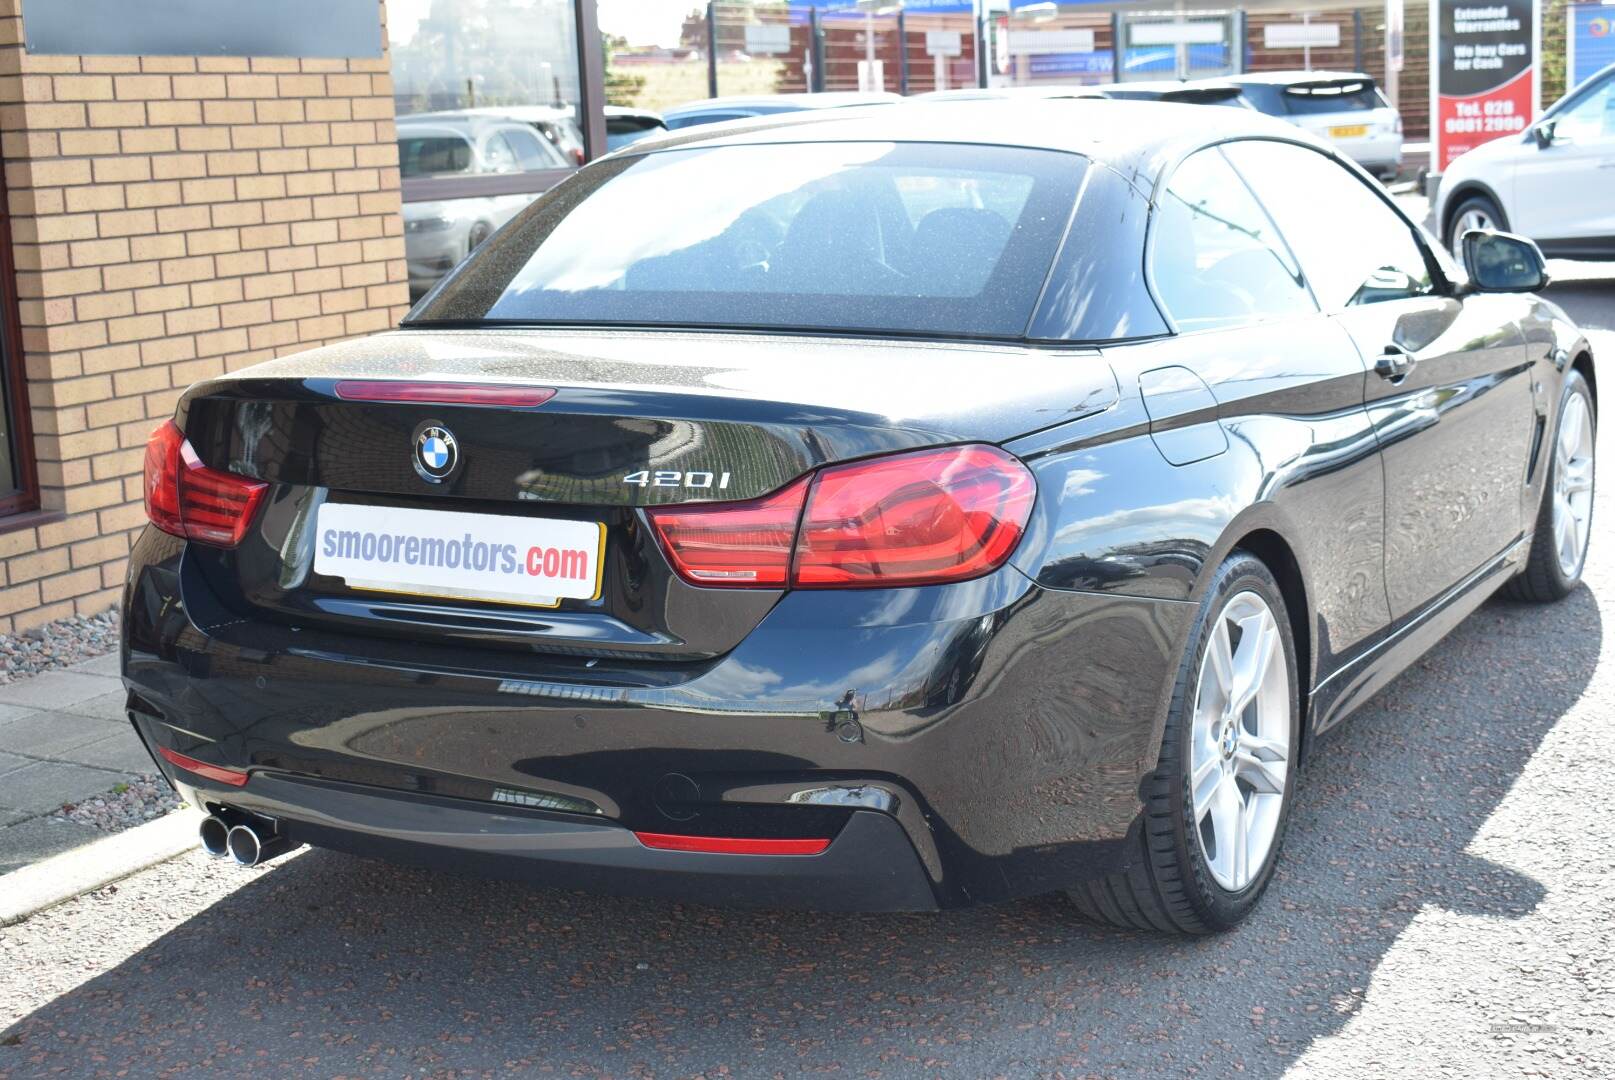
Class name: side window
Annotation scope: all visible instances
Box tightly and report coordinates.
[1224,141,1435,309]
[1552,77,1615,143]
[503,127,566,170]
[481,132,520,173]
[1151,146,1315,332]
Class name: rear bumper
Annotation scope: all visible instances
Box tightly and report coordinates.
[168,771,938,910]
[122,528,1196,909]
[1330,133,1404,171]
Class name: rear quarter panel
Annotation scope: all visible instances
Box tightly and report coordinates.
[1005,314,1388,696]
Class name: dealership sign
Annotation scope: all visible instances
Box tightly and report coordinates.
[1431,0,1540,170]
[23,0,383,58]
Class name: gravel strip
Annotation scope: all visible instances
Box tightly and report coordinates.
[0,610,118,685]
[50,776,180,834]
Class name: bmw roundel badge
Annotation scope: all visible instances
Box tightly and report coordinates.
[412,422,460,483]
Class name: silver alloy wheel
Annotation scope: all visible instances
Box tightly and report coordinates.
[1189,591,1290,893]
[1451,206,1494,260]
[1552,390,1596,578]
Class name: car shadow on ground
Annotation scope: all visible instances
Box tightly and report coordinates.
[0,585,1601,1077]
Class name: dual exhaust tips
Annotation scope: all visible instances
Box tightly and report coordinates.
[199,810,296,867]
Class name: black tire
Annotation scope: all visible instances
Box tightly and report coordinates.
[1445,192,1508,256]
[1068,552,1301,935]
[1507,370,1595,602]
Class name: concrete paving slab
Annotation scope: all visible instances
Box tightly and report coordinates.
[0,806,27,827]
[62,731,153,775]
[0,751,31,775]
[0,670,120,711]
[0,703,41,727]
[57,691,130,723]
[0,816,104,877]
[69,653,119,677]
[0,709,121,758]
[0,760,127,815]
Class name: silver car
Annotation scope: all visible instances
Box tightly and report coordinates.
[398,116,573,298]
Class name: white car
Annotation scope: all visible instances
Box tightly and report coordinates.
[398,116,573,298]
[1434,61,1615,261]
[1220,71,1403,180]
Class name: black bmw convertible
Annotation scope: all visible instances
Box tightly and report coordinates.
[124,101,1595,933]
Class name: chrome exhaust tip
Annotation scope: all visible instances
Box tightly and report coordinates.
[198,814,233,858]
[225,821,294,867]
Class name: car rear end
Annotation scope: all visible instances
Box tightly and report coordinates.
[120,120,1181,910]
[1239,75,1403,180]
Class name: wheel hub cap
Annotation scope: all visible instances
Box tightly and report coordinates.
[1190,591,1291,893]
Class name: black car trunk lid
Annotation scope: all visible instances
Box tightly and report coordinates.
[175,329,1116,661]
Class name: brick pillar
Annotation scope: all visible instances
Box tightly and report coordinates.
[0,0,408,632]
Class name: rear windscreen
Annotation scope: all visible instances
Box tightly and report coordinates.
[1282,82,1385,115]
[407,141,1087,339]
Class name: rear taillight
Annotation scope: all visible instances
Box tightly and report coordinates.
[645,476,808,587]
[143,420,268,548]
[795,445,1036,587]
[646,445,1035,591]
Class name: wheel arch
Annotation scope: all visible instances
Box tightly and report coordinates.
[1440,179,1508,243]
[1229,528,1314,733]
[1572,350,1596,414]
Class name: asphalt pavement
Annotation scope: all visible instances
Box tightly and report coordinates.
[2,283,1614,1079]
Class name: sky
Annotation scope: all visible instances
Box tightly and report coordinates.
[597,0,692,47]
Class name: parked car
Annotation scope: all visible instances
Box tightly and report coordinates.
[604,105,667,152]
[130,101,1594,935]
[1220,71,1403,180]
[397,115,573,298]
[1091,80,1249,106]
[915,85,1096,103]
[415,104,588,165]
[661,91,902,129]
[1434,61,1615,260]
[919,81,1247,107]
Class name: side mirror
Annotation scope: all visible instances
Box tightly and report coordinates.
[1532,120,1560,149]
[1461,229,1550,293]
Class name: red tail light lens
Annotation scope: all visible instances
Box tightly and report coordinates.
[143,420,268,548]
[646,476,809,587]
[332,380,557,407]
[646,445,1035,591]
[142,419,185,536]
[795,445,1036,588]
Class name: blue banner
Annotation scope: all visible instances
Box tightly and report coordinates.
[1570,4,1615,88]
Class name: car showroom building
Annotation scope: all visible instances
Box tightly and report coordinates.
[0,0,604,633]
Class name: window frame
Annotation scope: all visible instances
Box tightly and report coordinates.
[1141,141,1320,336]
[0,151,39,519]
[1215,136,1455,311]
[1143,135,1455,336]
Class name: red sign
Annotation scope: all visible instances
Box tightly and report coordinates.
[1432,0,1539,171]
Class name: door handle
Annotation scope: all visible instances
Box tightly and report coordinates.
[1375,345,1416,383]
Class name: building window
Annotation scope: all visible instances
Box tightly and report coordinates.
[389,0,591,298]
[0,159,37,518]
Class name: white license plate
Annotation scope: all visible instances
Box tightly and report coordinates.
[314,503,605,609]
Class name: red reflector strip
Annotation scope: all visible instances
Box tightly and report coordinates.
[633,831,830,856]
[332,380,557,407]
[156,746,249,788]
